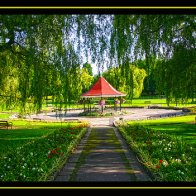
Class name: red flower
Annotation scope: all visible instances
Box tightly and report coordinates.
[156,165,160,169]
[48,147,61,158]
[51,149,57,154]
[159,160,163,164]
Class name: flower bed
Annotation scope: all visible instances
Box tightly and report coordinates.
[118,123,195,181]
[0,122,89,182]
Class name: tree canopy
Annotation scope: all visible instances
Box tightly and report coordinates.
[0,14,195,112]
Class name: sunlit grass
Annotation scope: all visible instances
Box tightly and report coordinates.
[147,124,196,147]
[0,113,11,119]
[122,98,196,107]
[128,114,195,125]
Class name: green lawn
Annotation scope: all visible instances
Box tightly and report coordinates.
[0,128,54,153]
[132,98,167,106]
[146,123,196,147]
[125,98,196,107]
[0,120,89,181]
[0,113,11,119]
[127,115,196,148]
[0,120,80,156]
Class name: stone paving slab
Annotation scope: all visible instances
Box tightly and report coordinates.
[24,108,184,126]
[54,126,152,182]
[75,165,134,182]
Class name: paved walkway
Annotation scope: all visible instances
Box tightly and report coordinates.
[23,108,184,126]
[22,108,184,182]
[54,126,152,182]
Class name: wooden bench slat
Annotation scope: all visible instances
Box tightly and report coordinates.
[0,120,13,129]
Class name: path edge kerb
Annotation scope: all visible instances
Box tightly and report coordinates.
[113,120,153,181]
[54,123,153,182]
[52,126,92,181]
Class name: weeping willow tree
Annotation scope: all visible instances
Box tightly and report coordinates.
[0,14,195,114]
[102,65,147,100]
[110,15,196,105]
[0,49,20,110]
[0,15,82,114]
[155,45,196,106]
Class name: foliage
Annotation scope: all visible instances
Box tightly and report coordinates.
[0,122,89,181]
[118,123,195,181]
[83,62,93,76]
[0,14,195,113]
[80,68,94,94]
[154,45,196,106]
[102,65,147,99]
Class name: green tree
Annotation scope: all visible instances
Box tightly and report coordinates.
[103,65,147,99]
[80,68,94,93]
[83,62,93,76]
[154,45,196,106]
[0,14,195,112]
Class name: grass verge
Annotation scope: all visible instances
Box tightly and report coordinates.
[117,118,195,181]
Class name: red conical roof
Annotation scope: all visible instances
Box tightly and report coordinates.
[81,76,126,98]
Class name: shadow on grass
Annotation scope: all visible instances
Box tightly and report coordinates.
[146,123,196,147]
[0,126,58,155]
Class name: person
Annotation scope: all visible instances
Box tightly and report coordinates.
[99,99,105,113]
[114,98,119,111]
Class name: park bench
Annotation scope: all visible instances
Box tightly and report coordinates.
[0,120,13,129]
[32,117,42,121]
